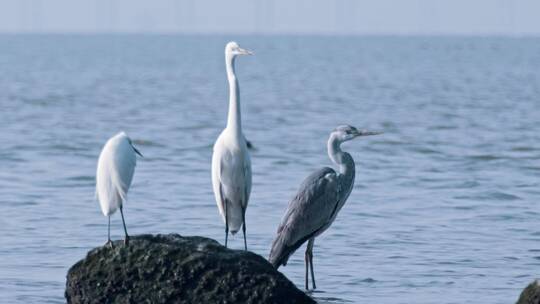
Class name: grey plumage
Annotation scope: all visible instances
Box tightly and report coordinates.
[268,125,381,290]
[269,167,341,267]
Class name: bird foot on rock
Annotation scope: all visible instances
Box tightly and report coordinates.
[124,236,130,246]
[106,240,114,249]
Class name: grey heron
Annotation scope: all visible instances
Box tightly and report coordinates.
[268,125,381,290]
[211,41,253,250]
[96,131,143,246]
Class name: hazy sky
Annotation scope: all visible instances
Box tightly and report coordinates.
[0,0,539,35]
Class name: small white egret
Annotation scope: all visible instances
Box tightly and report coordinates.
[211,41,253,250]
[268,125,381,290]
[96,131,142,246]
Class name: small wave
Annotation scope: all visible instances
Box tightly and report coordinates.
[454,191,521,201]
[490,192,521,201]
[132,139,166,147]
[48,144,86,152]
[454,205,476,210]
[453,180,480,189]
[522,166,540,171]
[429,125,457,130]
[503,256,519,261]
[272,160,290,165]
[67,175,94,182]
[410,146,442,154]
[510,146,537,152]
[466,154,502,161]
[311,292,353,304]
[377,139,404,146]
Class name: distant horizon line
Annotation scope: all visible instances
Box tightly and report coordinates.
[0,30,539,38]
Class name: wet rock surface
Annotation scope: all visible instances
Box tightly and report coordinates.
[517,280,540,304]
[65,234,315,304]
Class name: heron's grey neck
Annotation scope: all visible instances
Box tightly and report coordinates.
[328,135,355,182]
[226,54,241,133]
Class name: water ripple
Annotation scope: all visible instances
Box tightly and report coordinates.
[1,35,539,304]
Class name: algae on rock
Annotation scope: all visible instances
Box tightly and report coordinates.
[65,234,315,304]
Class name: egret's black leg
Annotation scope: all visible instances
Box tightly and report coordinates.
[119,206,129,245]
[106,215,113,248]
[225,200,229,248]
[307,238,316,289]
[242,205,247,251]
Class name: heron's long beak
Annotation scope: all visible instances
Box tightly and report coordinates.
[132,146,143,157]
[238,47,253,55]
[355,130,383,137]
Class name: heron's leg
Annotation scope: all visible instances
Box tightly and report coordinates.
[224,200,229,248]
[242,205,247,251]
[307,238,316,289]
[304,245,310,290]
[119,206,129,245]
[106,215,113,248]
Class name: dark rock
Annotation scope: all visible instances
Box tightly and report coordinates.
[517,280,540,304]
[65,234,315,304]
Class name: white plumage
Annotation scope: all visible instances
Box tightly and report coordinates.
[96,131,142,245]
[211,41,253,250]
[212,131,252,232]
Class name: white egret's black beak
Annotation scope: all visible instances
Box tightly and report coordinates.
[132,146,143,157]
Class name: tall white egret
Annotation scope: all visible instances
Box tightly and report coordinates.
[96,131,143,246]
[212,41,253,250]
[268,125,381,290]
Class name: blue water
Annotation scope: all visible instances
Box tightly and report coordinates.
[1,35,540,303]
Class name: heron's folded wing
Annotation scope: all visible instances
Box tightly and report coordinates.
[269,167,339,266]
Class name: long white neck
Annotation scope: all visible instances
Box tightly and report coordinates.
[225,53,241,133]
[327,134,355,178]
